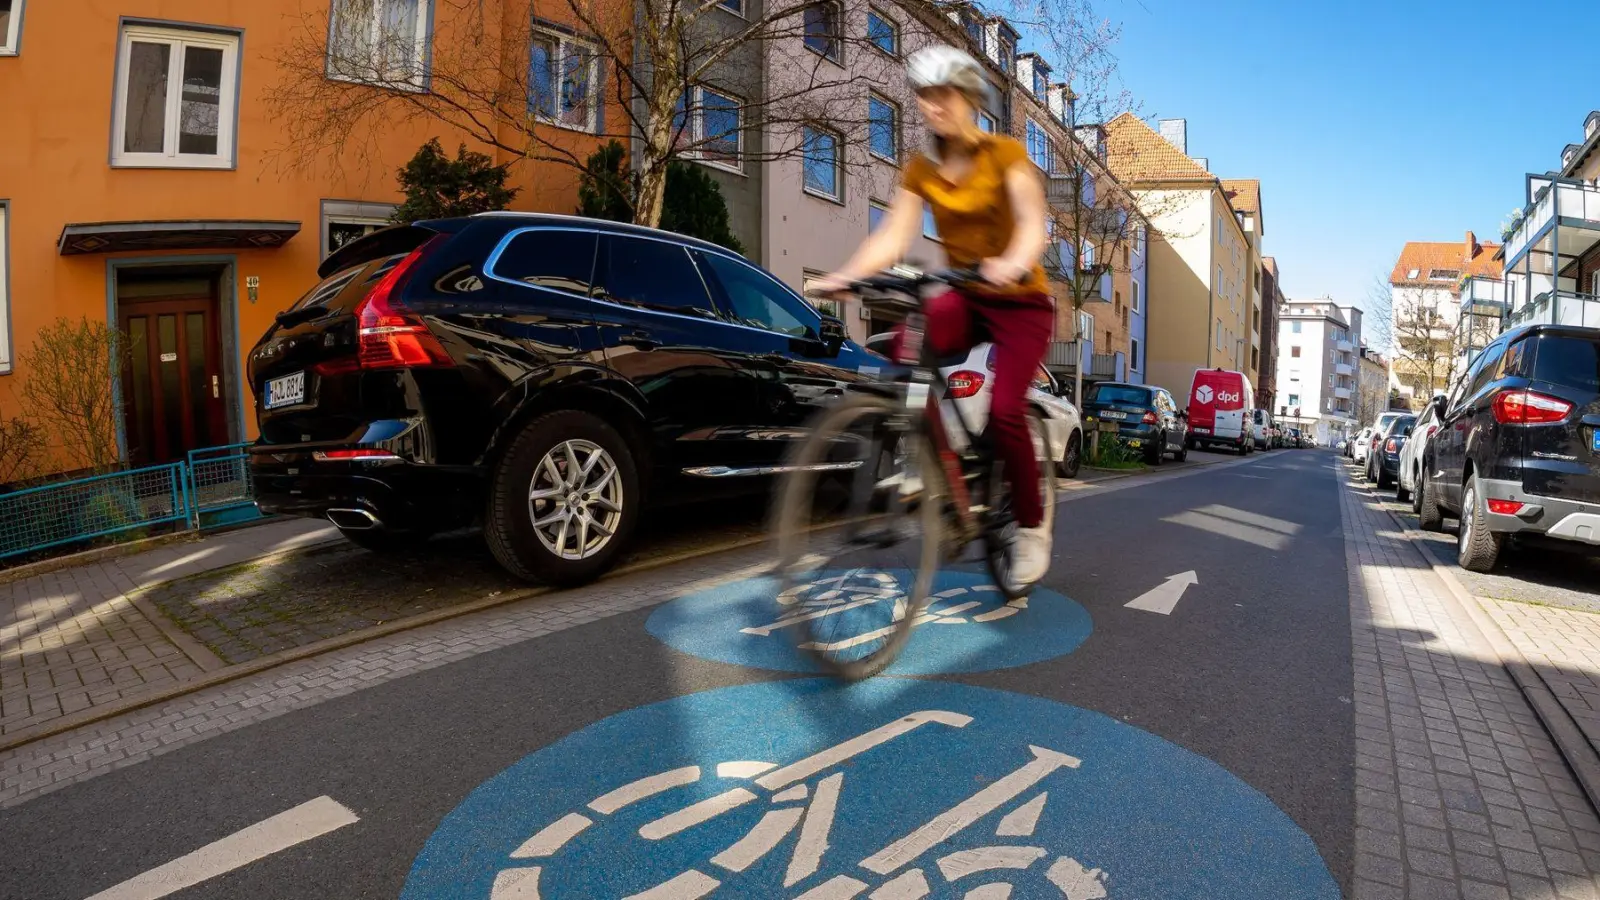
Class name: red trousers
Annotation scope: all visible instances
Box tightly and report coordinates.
[916,289,1054,528]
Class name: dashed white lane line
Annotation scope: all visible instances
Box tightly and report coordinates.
[84,795,359,900]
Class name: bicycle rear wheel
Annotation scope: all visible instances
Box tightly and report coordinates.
[985,411,1056,599]
[771,394,945,680]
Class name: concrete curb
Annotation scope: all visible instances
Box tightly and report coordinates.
[0,452,1254,754]
[1353,467,1600,815]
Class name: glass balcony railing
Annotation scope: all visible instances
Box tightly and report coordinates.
[1507,290,1600,329]
[1459,276,1509,318]
[1504,178,1600,270]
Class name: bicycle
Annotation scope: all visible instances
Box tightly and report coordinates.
[770,268,1056,680]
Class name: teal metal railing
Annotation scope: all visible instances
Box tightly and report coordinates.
[0,442,264,561]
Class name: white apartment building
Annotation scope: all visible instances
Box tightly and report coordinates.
[1275,300,1359,445]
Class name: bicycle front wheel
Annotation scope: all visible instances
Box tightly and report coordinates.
[771,394,946,680]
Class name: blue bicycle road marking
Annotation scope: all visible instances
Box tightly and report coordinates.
[645,568,1094,674]
[401,679,1340,899]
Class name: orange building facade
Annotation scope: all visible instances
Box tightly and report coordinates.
[0,0,616,471]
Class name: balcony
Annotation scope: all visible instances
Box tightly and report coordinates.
[1335,339,1354,353]
[1334,386,1352,400]
[1504,178,1600,272]
[1335,363,1354,377]
[1460,276,1509,318]
[1088,351,1126,381]
[1507,290,1600,329]
[1046,340,1085,371]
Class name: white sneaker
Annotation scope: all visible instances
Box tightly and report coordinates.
[1008,524,1052,588]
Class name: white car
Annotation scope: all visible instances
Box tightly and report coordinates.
[1359,412,1408,479]
[1396,397,1446,507]
[1351,427,1375,465]
[864,334,1084,478]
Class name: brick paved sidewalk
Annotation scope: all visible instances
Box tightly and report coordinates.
[1483,601,1600,768]
[1341,466,1600,899]
[0,520,338,739]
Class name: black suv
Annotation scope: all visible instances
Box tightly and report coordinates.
[1419,324,1600,571]
[1080,382,1188,464]
[247,214,870,584]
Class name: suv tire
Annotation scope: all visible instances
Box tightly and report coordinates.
[1395,472,1412,505]
[485,410,641,586]
[1457,474,1504,573]
[1146,434,1165,466]
[1418,469,1445,532]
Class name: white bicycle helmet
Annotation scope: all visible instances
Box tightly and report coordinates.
[906,45,991,105]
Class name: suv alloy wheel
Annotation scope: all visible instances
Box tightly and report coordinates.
[1457,473,1504,573]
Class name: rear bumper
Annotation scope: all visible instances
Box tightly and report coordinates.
[1189,428,1246,447]
[1480,477,1600,546]
[248,448,481,531]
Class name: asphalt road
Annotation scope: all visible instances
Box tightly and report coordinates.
[0,449,1354,900]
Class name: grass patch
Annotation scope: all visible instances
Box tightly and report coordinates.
[1084,436,1147,471]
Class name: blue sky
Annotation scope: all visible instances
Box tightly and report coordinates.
[1093,0,1595,321]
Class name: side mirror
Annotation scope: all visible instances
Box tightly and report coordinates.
[818,316,848,356]
[1179,409,1190,420]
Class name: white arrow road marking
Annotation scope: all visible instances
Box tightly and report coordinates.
[1123,571,1199,616]
[83,795,358,900]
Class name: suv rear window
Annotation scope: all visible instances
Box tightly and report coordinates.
[1087,385,1150,406]
[1533,336,1600,392]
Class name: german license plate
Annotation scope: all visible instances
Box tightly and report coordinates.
[1193,427,1211,435]
[265,371,306,410]
[1099,410,1127,420]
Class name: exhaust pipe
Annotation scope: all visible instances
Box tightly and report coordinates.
[327,508,379,530]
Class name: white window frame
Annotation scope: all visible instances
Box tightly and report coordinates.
[866,6,898,56]
[922,204,940,241]
[112,25,240,169]
[326,0,431,90]
[321,200,398,259]
[802,125,843,202]
[1590,271,1600,296]
[718,0,746,16]
[530,26,601,134]
[1130,337,1139,372]
[1,0,24,55]
[1130,279,1141,313]
[0,201,9,374]
[978,112,997,134]
[1025,118,1053,170]
[803,1,842,63]
[867,93,899,163]
[679,85,743,173]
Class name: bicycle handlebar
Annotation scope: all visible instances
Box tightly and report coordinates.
[846,267,985,294]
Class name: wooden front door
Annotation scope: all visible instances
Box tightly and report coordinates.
[121,296,229,466]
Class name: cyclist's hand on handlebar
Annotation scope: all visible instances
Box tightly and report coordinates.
[807,271,856,298]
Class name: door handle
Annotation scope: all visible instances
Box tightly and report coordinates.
[618,332,659,351]
[212,374,220,399]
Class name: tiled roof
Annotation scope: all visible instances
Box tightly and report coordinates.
[1389,233,1503,288]
[1220,179,1260,220]
[1105,112,1213,183]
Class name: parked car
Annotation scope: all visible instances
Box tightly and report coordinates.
[1250,409,1275,450]
[1350,427,1375,465]
[862,334,1084,478]
[1396,396,1447,506]
[1186,368,1256,455]
[248,213,883,585]
[1363,412,1407,465]
[1419,324,1600,572]
[1080,382,1189,464]
[1366,414,1416,489]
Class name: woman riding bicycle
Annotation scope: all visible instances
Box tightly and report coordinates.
[814,45,1055,589]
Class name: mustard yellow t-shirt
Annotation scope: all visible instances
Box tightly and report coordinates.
[902,133,1049,300]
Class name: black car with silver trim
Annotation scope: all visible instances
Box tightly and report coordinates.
[247,213,870,585]
[1419,324,1600,572]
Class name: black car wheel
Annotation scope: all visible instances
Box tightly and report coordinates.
[1417,469,1445,532]
[1145,433,1165,465]
[1057,430,1082,479]
[338,526,435,554]
[1457,474,1504,573]
[1395,472,1411,504]
[1408,467,1422,513]
[485,410,641,586]
[1173,440,1188,462]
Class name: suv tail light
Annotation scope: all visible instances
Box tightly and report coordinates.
[1487,499,1525,515]
[356,237,452,370]
[1492,389,1572,425]
[947,370,986,399]
[313,449,401,462]
[1141,411,1158,425]
[1385,438,1400,453]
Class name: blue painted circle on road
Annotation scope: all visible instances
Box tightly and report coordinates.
[645,568,1093,674]
[401,679,1340,899]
